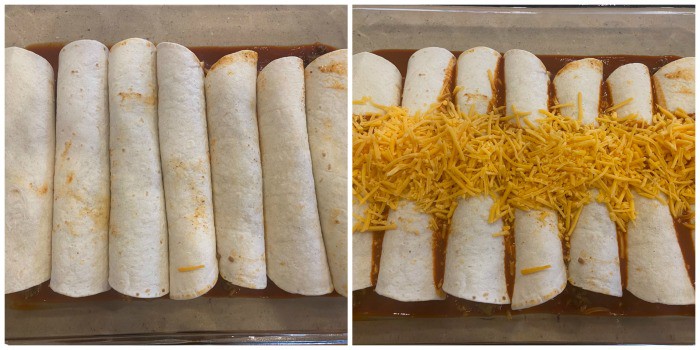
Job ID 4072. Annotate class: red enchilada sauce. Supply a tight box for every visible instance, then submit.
[7,42,338,309]
[354,49,694,319]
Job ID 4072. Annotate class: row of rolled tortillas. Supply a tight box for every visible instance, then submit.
[352,47,694,308]
[5,39,348,298]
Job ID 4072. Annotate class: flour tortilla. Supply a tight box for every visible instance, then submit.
[567,190,622,297]
[257,56,333,295]
[401,47,456,114]
[375,201,444,301]
[626,194,694,304]
[653,57,695,115]
[352,53,402,291]
[552,58,603,124]
[606,63,653,123]
[456,46,501,115]
[305,49,348,296]
[157,42,218,300]
[445,47,508,305]
[5,47,55,294]
[504,49,550,122]
[352,52,403,115]
[108,38,169,298]
[374,47,454,302]
[352,202,374,291]
[205,50,266,290]
[51,40,110,297]
[511,208,567,310]
[505,49,565,309]
[555,59,622,297]
[614,62,694,304]
[443,196,509,304]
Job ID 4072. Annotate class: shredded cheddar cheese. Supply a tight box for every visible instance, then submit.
[521,264,552,275]
[178,265,205,272]
[604,97,633,113]
[551,102,575,110]
[577,91,583,122]
[352,91,695,241]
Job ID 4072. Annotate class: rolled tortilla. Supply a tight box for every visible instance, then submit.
[305,49,348,296]
[157,42,218,300]
[554,60,622,297]
[108,38,169,298]
[376,201,442,301]
[504,49,549,123]
[51,40,110,297]
[610,65,694,304]
[627,194,694,304]
[5,47,55,294]
[606,63,653,123]
[443,196,509,304]
[352,202,374,291]
[552,58,603,124]
[511,208,568,310]
[611,65,695,304]
[444,47,508,304]
[401,47,456,114]
[653,57,695,115]
[506,49,566,310]
[567,190,622,296]
[375,47,454,302]
[455,46,501,115]
[352,52,403,115]
[257,56,333,295]
[205,50,266,290]
[352,52,402,291]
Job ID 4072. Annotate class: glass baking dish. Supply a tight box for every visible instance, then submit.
[352,5,694,345]
[5,5,347,345]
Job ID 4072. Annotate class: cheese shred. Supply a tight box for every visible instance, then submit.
[521,265,552,275]
[178,265,205,272]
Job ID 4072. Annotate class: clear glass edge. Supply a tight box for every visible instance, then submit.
[353,5,695,16]
[6,332,348,345]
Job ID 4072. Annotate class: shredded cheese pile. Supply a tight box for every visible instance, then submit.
[595,107,695,227]
[352,94,695,239]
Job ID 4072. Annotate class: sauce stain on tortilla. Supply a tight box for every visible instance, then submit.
[328,79,346,90]
[319,60,347,75]
[193,197,207,220]
[29,182,49,195]
[117,91,156,105]
[79,197,109,233]
[679,86,693,94]
[61,140,72,159]
[665,68,693,81]
[440,57,457,98]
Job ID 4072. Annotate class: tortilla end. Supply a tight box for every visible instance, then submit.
[210,50,258,72]
[511,281,567,310]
